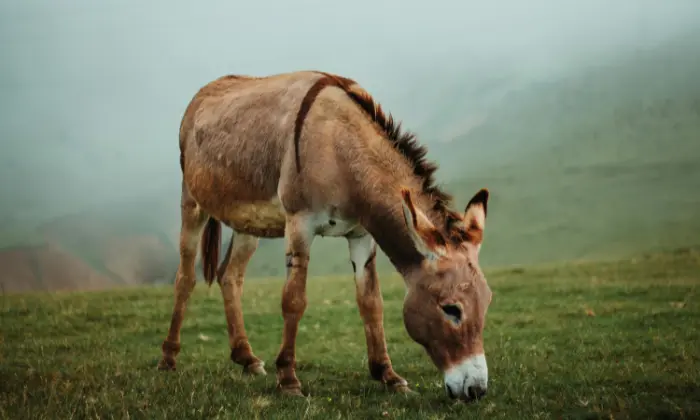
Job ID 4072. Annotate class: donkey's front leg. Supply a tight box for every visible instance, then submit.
[348,234,410,393]
[275,214,313,396]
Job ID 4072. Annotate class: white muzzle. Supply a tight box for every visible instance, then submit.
[443,354,488,402]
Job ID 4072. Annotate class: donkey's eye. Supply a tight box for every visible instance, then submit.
[440,304,463,325]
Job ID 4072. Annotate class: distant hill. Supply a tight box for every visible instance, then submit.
[429,30,700,177]
[2,32,699,292]
[0,243,114,293]
[441,31,700,267]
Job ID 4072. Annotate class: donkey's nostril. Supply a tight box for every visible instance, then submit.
[445,385,458,399]
[466,385,487,401]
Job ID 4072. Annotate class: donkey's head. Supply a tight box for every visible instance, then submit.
[400,188,492,403]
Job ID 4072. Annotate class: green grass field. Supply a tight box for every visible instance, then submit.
[1,247,699,419]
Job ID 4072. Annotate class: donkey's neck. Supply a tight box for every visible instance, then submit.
[338,104,449,278]
[358,191,432,277]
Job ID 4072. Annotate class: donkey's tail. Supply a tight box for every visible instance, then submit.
[200,217,221,286]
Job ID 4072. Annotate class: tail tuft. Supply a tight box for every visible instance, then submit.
[200,217,221,286]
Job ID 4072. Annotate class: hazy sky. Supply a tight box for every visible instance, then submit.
[1,0,699,222]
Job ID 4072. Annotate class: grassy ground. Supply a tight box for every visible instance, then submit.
[1,247,699,419]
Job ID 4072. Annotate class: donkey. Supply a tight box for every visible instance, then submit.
[157,70,493,402]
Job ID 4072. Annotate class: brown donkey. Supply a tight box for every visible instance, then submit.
[158,70,493,402]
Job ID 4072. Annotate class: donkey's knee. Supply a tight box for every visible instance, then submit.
[281,252,310,316]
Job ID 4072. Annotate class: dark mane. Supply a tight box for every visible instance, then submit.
[294,71,454,214]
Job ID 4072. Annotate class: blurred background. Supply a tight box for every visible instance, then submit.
[1,0,699,292]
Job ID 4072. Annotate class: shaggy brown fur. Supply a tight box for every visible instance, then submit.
[295,71,453,210]
[158,70,494,402]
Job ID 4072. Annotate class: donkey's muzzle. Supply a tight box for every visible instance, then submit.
[443,354,489,403]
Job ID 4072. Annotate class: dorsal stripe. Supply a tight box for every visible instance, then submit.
[293,71,453,210]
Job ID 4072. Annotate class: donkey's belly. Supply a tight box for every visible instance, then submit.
[221,202,363,239]
[222,198,287,238]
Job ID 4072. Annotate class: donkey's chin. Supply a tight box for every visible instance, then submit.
[443,354,488,403]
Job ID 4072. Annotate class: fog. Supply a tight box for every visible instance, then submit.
[1,0,699,226]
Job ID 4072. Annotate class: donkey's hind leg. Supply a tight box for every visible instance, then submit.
[158,191,208,370]
[347,233,410,393]
[217,232,266,375]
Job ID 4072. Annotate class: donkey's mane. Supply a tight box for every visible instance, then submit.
[294,71,453,213]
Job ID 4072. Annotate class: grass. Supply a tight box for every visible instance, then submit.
[1,247,699,419]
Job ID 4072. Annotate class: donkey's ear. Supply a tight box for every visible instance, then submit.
[463,188,489,248]
[400,188,446,261]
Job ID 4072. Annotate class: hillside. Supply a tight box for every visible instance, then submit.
[430,30,700,175]
[0,243,114,293]
[436,32,700,267]
[1,33,699,291]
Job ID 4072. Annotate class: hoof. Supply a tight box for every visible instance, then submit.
[157,358,176,371]
[392,384,417,395]
[386,377,411,394]
[277,384,305,397]
[280,387,304,397]
[243,362,267,376]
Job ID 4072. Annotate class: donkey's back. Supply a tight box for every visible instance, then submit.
[178,71,326,237]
